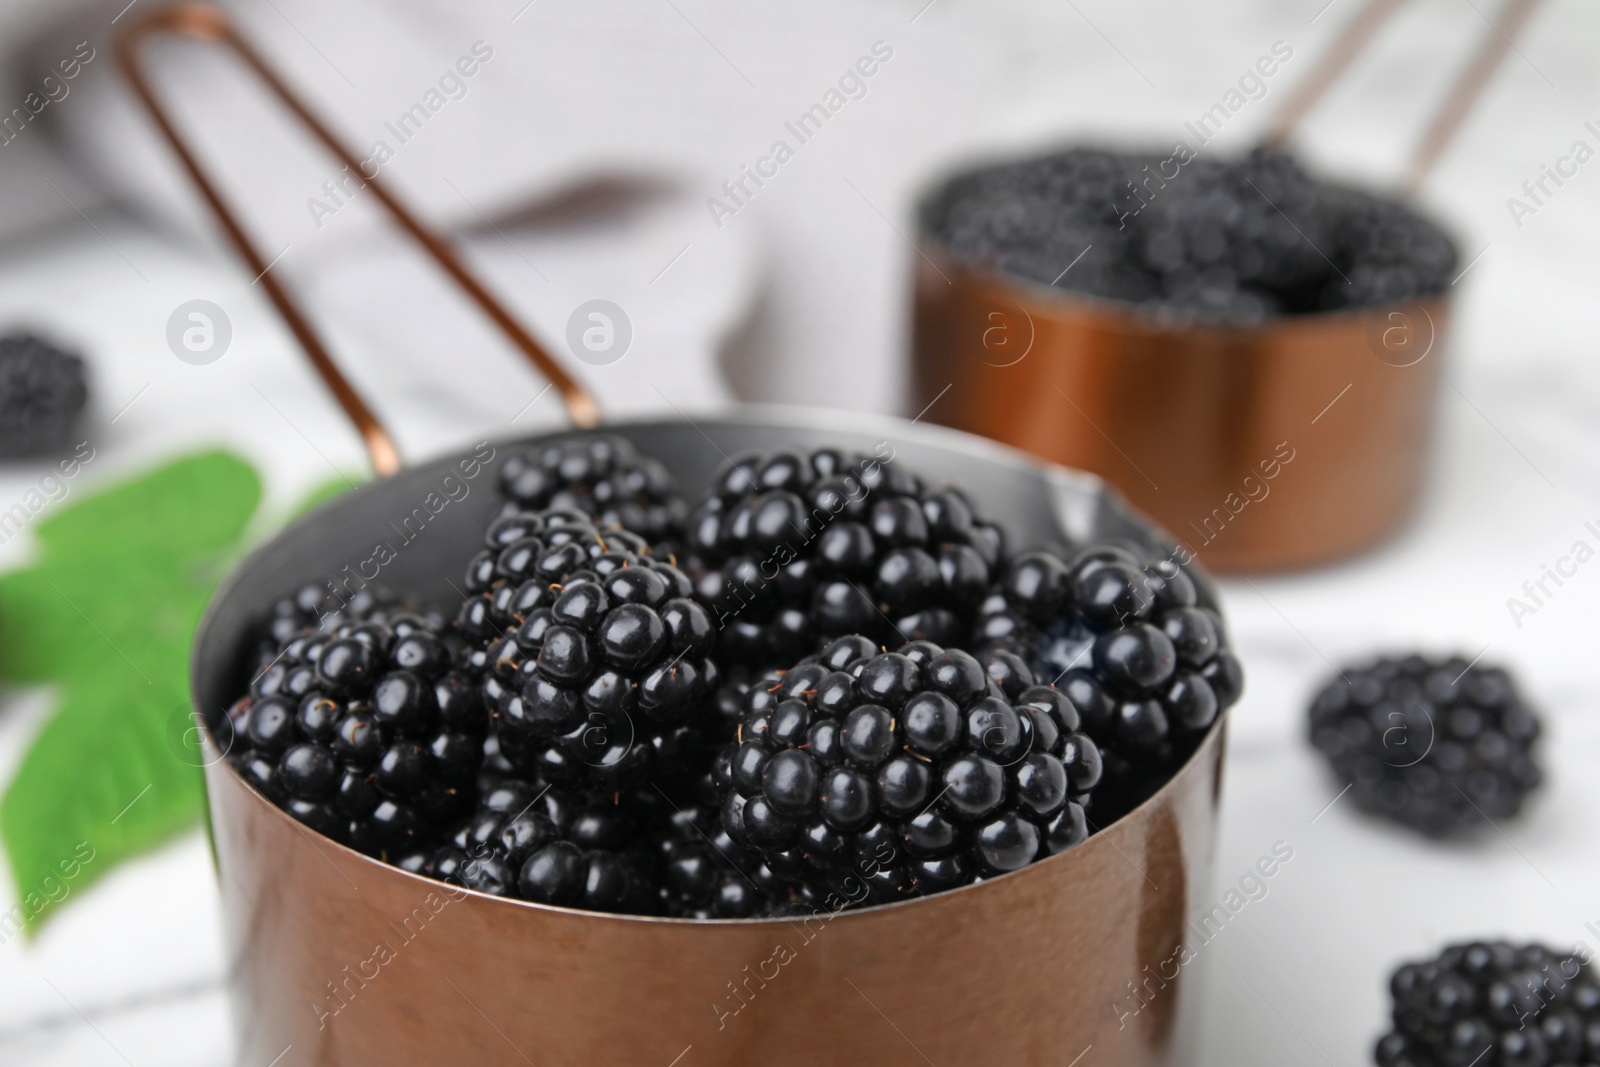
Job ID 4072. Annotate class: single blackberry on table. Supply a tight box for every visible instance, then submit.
[225,610,487,860]
[683,448,1006,668]
[497,433,688,548]
[0,333,88,458]
[714,635,1103,905]
[454,506,719,794]
[974,543,1241,820]
[1377,941,1600,1067]
[1308,654,1541,837]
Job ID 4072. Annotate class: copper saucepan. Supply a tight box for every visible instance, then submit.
[122,7,1230,1064]
[908,0,1545,572]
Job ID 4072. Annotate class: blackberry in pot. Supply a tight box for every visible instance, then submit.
[681,446,1005,668]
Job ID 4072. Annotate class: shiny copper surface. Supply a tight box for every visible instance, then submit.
[115,4,600,479]
[203,718,1225,1067]
[911,0,1548,572]
[909,253,1448,572]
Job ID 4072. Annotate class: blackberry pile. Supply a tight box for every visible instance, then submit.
[974,544,1241,820]
[1378,941,1600,1067]
[682,448,1006,668]
[497,433,687,548]
[1308,654,1542,838]
[0,332,88,457]
[225,610,484,861]
[221,434,1248,918]
[716,636,1103,904]
[929,148,1457,325]
[454,507,719,794]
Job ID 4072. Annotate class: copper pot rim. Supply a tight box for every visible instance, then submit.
[188,406,1232,929]
[911,148,1461,337]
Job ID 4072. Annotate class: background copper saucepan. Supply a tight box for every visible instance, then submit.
[908,0,1543,572]
[119,7,1234,1065]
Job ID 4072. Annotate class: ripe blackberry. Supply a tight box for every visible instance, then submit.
[454,506,718,794]
[419,778,658,913]
[974,543,1240,820]
[251,582,443,671]
[929,147,1455,324]
[1309,654,1541,837]
[683,448,1006,668]
[497,433,688,548]
[0,332,88,457]
[648,802,784,918]
[225,610,486,860]
[714,635,1103,904]
[1377,941,1600,1067]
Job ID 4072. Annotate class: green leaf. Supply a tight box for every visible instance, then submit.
[0,449,261,931]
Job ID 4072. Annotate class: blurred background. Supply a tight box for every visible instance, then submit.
[0,0,1596,1063]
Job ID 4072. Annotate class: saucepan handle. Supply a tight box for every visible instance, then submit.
[115,3,601,477]
[1261,0,1546,195]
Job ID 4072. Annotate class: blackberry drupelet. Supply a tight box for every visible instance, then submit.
[225,610,486,860]
[974,543,1241,820]
[454,506,719,794]
[497,433,688,547]
[417,778,658,914]
[1377,941,1600,1067]
[714,635,1103,904]
[1309,654,1541,837]
[0,333,88,458]
[929,147,1456,325]
[683,447,1006,668]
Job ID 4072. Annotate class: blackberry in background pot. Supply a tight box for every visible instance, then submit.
[0,333,89,458]
[1377,941,1597,1067]
[456,506,718,794]
[975,543,1241,820]
[1309,654,1541,837]
[715,636,1103,905]
[226,611,484,860]
[683,447,1006,668]
[928,147,1456,326]
[497,433,688,548]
